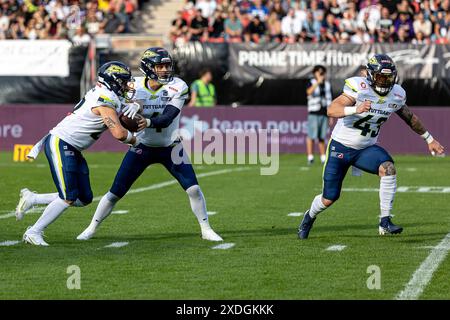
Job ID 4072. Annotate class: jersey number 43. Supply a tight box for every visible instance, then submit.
[353,115,388,138]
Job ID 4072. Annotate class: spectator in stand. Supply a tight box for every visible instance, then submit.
[270,0,285,20]
[351,26,371,43]
[321,13,339,42]
[267,10,282,42]
[171,10,189,42]
[413,11,432,40]
[196,0,216,19]
[249,0,269,21]
[72,26,91,45]
[394,11,414,40]
[208,9,225,41]
[224,10,243,42]
[100,7,125,34]
[281,8,302,43]
[189,8,208,41]
[188,68,217,108]
[340,8,357,36]
[393,25,410,43]
[243,14,267,43]
[300,10,320,42]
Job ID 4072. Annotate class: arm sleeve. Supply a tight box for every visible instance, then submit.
[149,105,181,129]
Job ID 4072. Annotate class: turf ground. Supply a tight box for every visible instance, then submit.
[0,151,449,299]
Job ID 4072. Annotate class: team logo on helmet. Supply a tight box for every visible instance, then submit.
[142,50,159,59]
[105,65,129,75]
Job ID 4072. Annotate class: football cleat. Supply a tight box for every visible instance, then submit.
[16,188,36,221]
[298,210,316,239]
[76,227,96,241]
[23,227,49,246]
[201,228,223,242]
[379,216,403,235]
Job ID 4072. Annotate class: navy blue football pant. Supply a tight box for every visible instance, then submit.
[322,139,394,201]
[44,134,93,204]
[110,143,199,198]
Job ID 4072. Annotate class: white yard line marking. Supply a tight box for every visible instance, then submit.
[112,210,129,215]
[93,167,248,201]
[395,232,450,300]
[104,242,129,248]
[0,207,45,219]
[342,186,450,194]
[288,212,304,217]
[207,211,217,216]
[212,243,235,250]
[326,245,347,251]
[0,240,20,246]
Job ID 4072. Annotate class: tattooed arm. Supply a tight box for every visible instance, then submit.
[396,105,444,155]
[95,106,137,145]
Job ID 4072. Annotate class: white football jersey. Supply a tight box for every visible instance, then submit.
[134,76,189,147]
[331,76,406,150]
[50,84,123,151]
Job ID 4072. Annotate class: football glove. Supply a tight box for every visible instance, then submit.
[122,102,141,119]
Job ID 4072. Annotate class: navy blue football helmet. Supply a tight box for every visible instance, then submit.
[97,61,134,98]
[140,47,174,85]
[366,54,397,96]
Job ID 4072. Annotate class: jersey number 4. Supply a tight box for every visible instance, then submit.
[353,115,388,138]
[151,112,162,133]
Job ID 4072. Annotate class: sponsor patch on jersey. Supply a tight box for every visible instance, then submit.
[388,103,399,109]
[64,151,75,156]
[162,90,168,96]
[360,82,367,89]
[377,97,386,104]
[331,151,344,159]
[161,97,172,102]
[169,86,178,92]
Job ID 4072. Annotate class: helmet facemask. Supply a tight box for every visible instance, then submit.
[148,61,174,85]
[367,69,397,96]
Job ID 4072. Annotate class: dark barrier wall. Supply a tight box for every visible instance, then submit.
[171,42,450,106]
[1,105,448,155]
[0,46,87,104]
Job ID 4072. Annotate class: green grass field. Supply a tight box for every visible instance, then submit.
[0,151,449,299]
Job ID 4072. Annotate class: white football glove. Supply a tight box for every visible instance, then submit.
[122,102,141,120]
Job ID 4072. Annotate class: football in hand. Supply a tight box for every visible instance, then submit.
[119,113,140,132]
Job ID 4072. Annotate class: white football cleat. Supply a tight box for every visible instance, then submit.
[201,228,223,242]
[23,227,49,246]
[76,227,96,241]
[16,188,36,221]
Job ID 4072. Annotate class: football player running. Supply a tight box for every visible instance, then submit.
[298,54,444,239]
[77,47,223,242]
[16,61,142,246]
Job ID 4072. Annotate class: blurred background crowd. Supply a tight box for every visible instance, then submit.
[0,0,142,45]
[170,0,450,45]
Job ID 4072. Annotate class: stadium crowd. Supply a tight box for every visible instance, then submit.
[171,0,450,44]
[0,0,140,44]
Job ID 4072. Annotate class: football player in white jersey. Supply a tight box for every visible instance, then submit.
[298,54,444,239]
[16,61,142,246]
[77,47,223,242]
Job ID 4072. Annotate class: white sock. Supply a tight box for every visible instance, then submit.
[33,192,59,205]
[380,175,396,218]
[308,194,328,218]
[88,192,119,230]
[307,154,314,161]
[32,198,70,233]
[320,154,326,163]
[186,185,210,231]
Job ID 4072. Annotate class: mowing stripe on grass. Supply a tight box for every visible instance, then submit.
[326,245,347,251]
[212,243,235,250]
[395,232,450,300]
[287,212,304,217]
[93,167,248,201]
[0,240,20,246]
[104,242,129,248]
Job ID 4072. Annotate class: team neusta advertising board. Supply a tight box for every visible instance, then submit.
[0,105,448,154]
